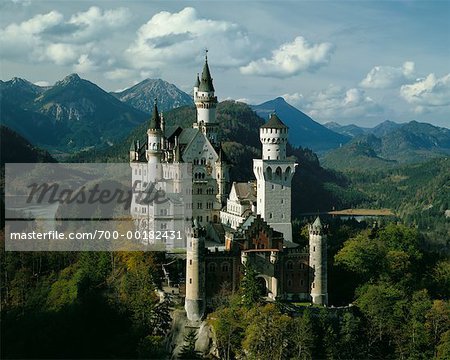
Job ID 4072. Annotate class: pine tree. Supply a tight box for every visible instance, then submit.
[178,329,201,359]
[240,264,263,308]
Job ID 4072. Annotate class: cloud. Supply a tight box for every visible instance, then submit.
[0,7,131,72]
[360,61,415,89]
[400,73,450,112]
[282,92,304,105]
[45,43,79,65]
[105,68,138,80]
[126,7,253,70]
[0,10,63,58]
[293,85,383,121]
[67,6,131,42]
[240,36,334,78]
[34,81,50,87]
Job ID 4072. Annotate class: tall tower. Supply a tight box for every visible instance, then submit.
[146,99,163,182]
[309,217,328,305]
[185,220,206,321]
[194,51,218,144]
[253,114,297,242]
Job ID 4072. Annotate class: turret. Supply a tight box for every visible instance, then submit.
[260,114,288,160]
[308,217,328,305]
[253,113,297,242]
[215,146,229,205]
[185,220,206,321]
[194,51,218,143]
[193,73,200,102]
[146,99,163,182]
[129,140,137,161]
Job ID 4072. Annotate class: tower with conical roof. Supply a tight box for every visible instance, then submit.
[185,220,206,321]
[253,114,297,242]
[193,50,218,144]
[309,216,328,305]
[146,99,163,182]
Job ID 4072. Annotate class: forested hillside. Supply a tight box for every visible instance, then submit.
[346,157,450,246]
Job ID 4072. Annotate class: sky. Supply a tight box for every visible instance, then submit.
[1,0,449,127]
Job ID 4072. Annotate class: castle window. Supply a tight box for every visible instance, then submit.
[269,213,273,219]
[221,262,229,272]
[281,199,284,204]
[189,278,192,284]
[287,279,292,287]
[272,185,274,189]
[189,260,192,265]
[209,263,216,272]
[197,188,203,194]
[312,283,315,288]
[313,246,316,252]
[286,261,293,270]
[300,280,304,286]
[197,203,202,209]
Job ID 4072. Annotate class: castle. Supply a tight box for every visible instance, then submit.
[129,54,328,322]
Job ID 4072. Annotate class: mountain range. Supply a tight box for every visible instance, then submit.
[322,121,450,171]
[2,73,449,167]
[251,97,350,152]
[111,78,193,113]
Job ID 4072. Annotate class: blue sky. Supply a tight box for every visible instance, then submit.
[1,0,449,127]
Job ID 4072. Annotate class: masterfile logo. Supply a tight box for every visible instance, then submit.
[5,163,192,251]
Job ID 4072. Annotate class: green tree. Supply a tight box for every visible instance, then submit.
[210,300,245,360]
[242,304,291,360]
[291,308,315,360]
[178,330,201,359]
[240,264,263,308]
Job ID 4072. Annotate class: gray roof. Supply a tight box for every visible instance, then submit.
[261,113,288,129]
[198,59,215,92]
[233,182,256,203]
[194,73,200,87]
[149,101,161,130]
[312,216,322,228]
[178,128,199,146]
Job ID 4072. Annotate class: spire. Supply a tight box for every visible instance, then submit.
[198,49,215,92]
[313,216,322,229]
[149,98,161,130]
[194,73,200,87]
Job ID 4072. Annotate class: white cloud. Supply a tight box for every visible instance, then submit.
[105,68,138,80]
[360,61,415,89]
[400,73,450,112]
[67,6,131,42]
[126,7,253,70]
[240,36,334,78]
[298,85,383,121]
[0,7,131,73]
[0,10,63,58]
[282,92,304,106]
[45,43,78,65]
[34,81,50,87]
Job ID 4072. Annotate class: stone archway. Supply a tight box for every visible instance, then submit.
[256,275,269,297]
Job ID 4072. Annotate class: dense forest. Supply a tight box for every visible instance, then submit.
[1,221,449,359]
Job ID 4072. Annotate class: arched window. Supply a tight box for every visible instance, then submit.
[221,262,229,272]
[275,166,282,180]
[286,261,293,270]
[266,166,272,180]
